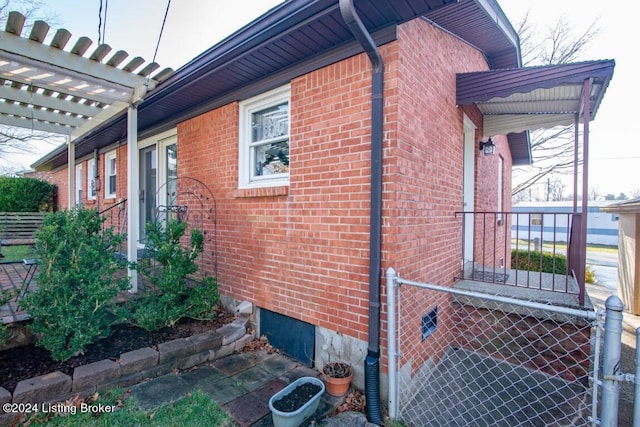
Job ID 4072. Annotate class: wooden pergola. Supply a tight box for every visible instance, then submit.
[0,11,174,290]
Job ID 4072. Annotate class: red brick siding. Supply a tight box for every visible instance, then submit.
[381,19,501,373]
[474,135,513,268]
[177,47,395,342]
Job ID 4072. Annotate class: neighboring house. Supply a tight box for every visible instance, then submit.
[513,201,620,247]
[24,0,614,412]
[601,199,640,314]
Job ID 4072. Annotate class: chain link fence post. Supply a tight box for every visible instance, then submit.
[386,267,398,420]
[602,295,624,426]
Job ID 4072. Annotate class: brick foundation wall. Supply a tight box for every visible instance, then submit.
[451,300,591,384]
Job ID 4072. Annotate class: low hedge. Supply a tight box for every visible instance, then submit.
[511,249,567,275]
[0,177,55,212]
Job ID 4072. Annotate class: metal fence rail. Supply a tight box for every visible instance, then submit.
[386,267,640,427]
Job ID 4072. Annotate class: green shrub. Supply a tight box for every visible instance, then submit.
[20,209,129,361]
[0,177,56,212]
[128,220,219,331]
[511,249,567,275]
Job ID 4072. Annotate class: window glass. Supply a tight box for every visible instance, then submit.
[239,85,290,188]
[105,151,117,198]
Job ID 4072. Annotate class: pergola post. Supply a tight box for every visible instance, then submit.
[127,105,139,292]
[67,136,75,209]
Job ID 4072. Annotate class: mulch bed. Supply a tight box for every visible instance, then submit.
[0,309,236,393]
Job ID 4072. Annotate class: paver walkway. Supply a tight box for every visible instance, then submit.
[129,350,345,426]
[0,261,33,323]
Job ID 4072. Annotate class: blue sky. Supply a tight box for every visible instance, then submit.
[3,0,636,196]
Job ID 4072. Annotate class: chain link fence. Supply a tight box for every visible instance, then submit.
[386,268,604,427]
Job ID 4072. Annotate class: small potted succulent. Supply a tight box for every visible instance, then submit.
[321,360,353,397]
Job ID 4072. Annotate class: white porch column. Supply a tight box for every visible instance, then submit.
[127,105,139,292]
[67,136,75,209]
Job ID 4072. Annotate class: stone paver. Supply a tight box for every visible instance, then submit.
[129,374,192,412]
[232,366,276,392]
[211,352,256,376]
[223,378,287,427]
[200,377,247,405]
[127,350,346,426]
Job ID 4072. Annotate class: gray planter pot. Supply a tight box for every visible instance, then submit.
[269,376,325,427]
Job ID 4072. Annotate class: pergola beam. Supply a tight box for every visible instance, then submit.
[0,85,102,117]
[0,32,154,92]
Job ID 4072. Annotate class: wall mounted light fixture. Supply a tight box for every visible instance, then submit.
[479,137,495,155]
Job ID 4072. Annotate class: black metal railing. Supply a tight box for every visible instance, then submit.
[456,211,585,302]
[98,198,127,235]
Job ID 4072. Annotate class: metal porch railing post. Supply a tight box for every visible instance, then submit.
[602,295,624,426]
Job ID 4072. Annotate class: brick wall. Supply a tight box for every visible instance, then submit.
[32,17,516,374]
[178,17,514,373]
[178,47,391,343]
[452,301,591,383]
[381,19,507,373]
[475,135,513,269]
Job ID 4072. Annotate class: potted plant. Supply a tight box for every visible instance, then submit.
[269,376,325,427]
[321,360,353,397]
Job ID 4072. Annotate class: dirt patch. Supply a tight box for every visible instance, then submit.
[0,309,236,393]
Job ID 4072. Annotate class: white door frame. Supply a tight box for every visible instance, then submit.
[463,114,476,265]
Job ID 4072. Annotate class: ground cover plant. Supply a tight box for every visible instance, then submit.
[12,388,236,427]
[0,244,35,262]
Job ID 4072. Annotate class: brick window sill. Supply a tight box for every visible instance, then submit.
[234,186,289,198]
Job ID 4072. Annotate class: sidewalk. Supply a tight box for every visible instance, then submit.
[129,350,346,427]
[586,281,640,334]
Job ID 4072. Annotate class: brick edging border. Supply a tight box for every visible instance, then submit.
[0,317,255,423]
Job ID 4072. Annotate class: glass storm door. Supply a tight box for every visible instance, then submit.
[139,145,157,241]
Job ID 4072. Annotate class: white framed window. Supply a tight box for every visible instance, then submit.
[105,150,117,199]
[238,85,290,188]
[87,159,96,200]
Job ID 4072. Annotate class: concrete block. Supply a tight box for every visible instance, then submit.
[217,322,246,345]
[73,359,121,392]
[177,351,210,370]
[119,347,159,376]
[188,331,223,353]
[158,338,194,365]
[214,342,235,360]
[13,371,72,403]
[234,332,256,352]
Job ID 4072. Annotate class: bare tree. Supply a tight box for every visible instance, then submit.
[629,188,640,199]
[512,13,600,198]
[0,1,62,165]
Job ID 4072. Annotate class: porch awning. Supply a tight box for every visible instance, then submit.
[0,11,173,142]
[456,60,615,137]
